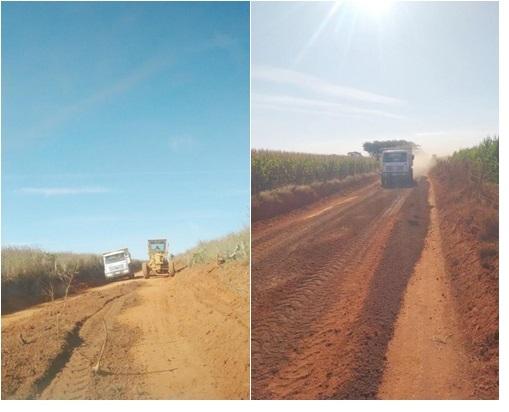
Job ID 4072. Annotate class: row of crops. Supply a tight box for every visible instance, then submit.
[252,149,379,193]
[449,136,499,184]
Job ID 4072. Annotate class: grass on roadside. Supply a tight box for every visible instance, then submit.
[1,247,143,313]
[176,228,249,267]
[1,247,106,312]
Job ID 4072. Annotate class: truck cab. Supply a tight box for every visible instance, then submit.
[102,248,134,280]
[380,149,414,187]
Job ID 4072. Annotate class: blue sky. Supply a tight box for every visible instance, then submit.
[2,1,249,258]
[252,0,498,156]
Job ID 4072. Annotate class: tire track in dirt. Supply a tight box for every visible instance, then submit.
[377,180,474,399]
[264,190,412,399]
[330,179,430,399]
[252,182,384,299]
[4,261,248,400]
[252,180,424,399]
[1,281,142,399]
[252,181,379,268]
[40,287,140,399]
[116,263,249,399]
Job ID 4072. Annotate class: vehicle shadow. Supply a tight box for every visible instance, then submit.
[330,178,431,399]
[382,179,418,189]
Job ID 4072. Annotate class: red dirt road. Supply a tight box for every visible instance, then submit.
[251,178,475,399]
[378,182,473,399]
[2,262,249,400]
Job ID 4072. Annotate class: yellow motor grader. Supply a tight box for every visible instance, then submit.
[142,239,174,278]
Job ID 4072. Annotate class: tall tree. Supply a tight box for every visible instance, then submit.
[362,140,420,159]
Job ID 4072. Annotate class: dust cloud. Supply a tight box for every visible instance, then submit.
[413,151,437,177]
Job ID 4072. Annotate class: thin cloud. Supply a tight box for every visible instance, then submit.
[168,136,199,153]
[252,65,404,105]
[19,55,174,144]
[4,168,247,180]
[14,37,241,148]
[19,187,110,196]
[208,32,238,49]
[414,131,446,136]
[252,93,406,120]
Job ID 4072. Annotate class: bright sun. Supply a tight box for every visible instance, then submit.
[350,0,395,17]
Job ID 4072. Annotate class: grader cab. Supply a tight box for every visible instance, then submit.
[142,239,174,278]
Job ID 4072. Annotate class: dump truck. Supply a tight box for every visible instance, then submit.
[142,239,174,278]
[102,248,134,280]
[380,148,414,187]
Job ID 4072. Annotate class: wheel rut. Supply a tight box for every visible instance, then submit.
[252,180,424,399]
[38,291,136,399]
[377,180,475,399]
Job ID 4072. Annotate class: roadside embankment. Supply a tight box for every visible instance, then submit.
[430,163,498,399]
[252,173,378,222]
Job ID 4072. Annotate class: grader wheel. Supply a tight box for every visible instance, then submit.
[142,262,150,279]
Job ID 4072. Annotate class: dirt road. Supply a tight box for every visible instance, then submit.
[2,262,249,400]
[251,177,475,399]
[378,183,473,399]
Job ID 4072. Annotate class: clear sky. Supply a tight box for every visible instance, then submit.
[2,2,249,258]
[252,0,498,156]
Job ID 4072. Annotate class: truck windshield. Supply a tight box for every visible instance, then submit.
[383,152,407,162]
[150,242,166,252]
[104,253,126,264]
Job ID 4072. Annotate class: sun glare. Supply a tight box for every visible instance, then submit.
[350,0,395,17]
[295,0,395,64]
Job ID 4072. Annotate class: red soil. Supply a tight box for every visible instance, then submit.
[429,170,499,399]
[252,178,429,399]
[252,173,377,222]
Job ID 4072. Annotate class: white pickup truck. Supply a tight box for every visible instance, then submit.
[102,248,134,280]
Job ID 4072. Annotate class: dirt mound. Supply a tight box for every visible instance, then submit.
[430,169,498,399]
[252,173,377,222]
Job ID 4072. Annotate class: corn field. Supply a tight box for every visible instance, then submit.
[450,136,499,184]
[252,149,378,193]
[432,136,499,204]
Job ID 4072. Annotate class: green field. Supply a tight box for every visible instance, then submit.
[432,136,498,203]
[252,149,378,193]
[448,136,499,184]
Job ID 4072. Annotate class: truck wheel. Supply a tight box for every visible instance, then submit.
[142,262,150,279]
